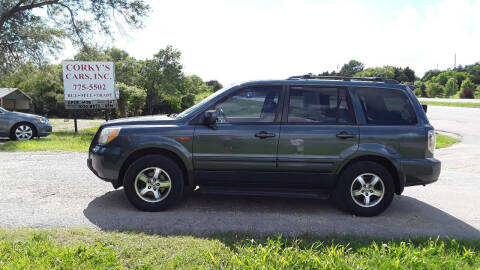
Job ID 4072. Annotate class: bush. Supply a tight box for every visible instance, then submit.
[426,82,444,97]
[413,88,423,97]
[460,88,475,99]
[460,77,476,99]
[443,78,458,97]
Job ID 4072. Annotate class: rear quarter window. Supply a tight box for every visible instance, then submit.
[356,87,417,125]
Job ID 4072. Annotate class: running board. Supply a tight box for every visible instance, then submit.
[197,186,330,200]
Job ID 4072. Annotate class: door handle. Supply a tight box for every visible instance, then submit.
[255,131,276,139]
[336,131,356,139]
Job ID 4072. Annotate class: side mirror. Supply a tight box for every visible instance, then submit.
[422,104,428,113]
[203,110,218,126]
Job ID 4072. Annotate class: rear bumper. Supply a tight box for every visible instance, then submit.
[401,158,441,186]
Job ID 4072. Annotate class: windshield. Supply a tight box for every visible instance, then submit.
[0,106,7,113]
[175,85,234,119]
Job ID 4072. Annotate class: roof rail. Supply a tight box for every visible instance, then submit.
[287,74,399,84]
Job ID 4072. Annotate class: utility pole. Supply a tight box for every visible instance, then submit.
[454,53,456,70]
[454,53,458,96]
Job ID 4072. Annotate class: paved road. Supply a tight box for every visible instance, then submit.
[0,106,479,239]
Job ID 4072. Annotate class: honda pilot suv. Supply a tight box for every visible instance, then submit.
[88,76,440,216]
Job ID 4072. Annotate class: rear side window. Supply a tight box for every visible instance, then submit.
[288,87,354,124]
[356,87,417,125]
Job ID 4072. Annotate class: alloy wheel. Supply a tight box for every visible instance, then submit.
[15,125,33,140]
[134,167,172,203]
[350,173,385,208]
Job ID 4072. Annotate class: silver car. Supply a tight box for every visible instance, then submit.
[0,106,52,140]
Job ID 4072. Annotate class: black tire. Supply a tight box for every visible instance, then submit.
[9,122,36,140]
[124,155,184,211]
[334,161,394,217]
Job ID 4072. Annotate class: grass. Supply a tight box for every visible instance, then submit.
[0,127,98,152]
[436,133,460,149]
[0,228,479,269]
[421,101,480,108]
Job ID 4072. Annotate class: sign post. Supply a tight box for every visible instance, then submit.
[62,61,116,132]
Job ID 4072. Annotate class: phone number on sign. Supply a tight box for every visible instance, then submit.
[72,84,107,91]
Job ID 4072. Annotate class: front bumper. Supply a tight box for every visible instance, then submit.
[37,124,52,137]
[87,146,122,188]
[402,158,441,186]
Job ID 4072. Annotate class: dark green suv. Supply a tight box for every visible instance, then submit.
[88,76,440,216]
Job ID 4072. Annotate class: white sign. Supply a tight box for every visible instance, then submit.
[62,61,116,103]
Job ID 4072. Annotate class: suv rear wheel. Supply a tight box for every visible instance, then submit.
[124,155,184,211]
[334,161,394,217]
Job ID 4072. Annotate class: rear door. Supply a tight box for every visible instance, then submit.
[277,85,359,187]
[353,87,424,158]
[193,85,283,185]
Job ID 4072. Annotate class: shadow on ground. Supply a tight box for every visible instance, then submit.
[83,189,480,239]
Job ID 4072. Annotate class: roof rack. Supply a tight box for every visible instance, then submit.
[287,74,399,84]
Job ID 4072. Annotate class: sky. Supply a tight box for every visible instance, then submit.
[58,0,480,85]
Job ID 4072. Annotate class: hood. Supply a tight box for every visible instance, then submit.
[102,114,179,127]
[8,111,42,119]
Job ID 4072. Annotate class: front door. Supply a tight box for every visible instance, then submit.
[193,85,283,185]
[0,110,9,137]
[277,86,359,187]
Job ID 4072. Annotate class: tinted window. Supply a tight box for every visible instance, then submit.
[357,87,417,125]
[288,87,353,124]
[214,86,281,123]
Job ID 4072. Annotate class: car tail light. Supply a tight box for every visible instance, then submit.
[428,130,436,154]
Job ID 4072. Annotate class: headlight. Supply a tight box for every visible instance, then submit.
[35,117,48,124]
[98,127,121,145]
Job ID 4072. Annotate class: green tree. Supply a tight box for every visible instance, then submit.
[422,69,441,82]
[476,85,480,99]
[106,48,144,87]
[414,81,427,97]
[141,46,184,114]
[339,60,364,76]
[425,82,444,98]
[12,64,66,116]
[0,0,149,74]
[460,77,475,92]
[413,88,422,97]
[206,80,223,92]
[459,77,476,99]
[432,71,470,87]
[443,78,458,97]
[117,83,146,117]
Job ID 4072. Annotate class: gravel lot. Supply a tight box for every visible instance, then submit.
[0,106,479,239]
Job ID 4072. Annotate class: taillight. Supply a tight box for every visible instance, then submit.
[428,130,436,154]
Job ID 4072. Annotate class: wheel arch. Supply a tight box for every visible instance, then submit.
[10,121,38,138]
[118,147,191,189]
[337,155,405,195]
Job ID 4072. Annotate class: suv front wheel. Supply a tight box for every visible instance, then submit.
[124,155,184,211]
[334,161,394,217]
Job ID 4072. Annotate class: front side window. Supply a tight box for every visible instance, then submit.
[214,86,281,123]
[287,87,353,124]
[356,87,417,125]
